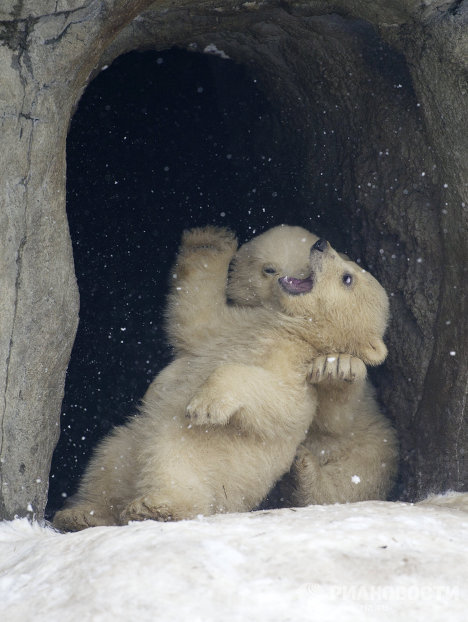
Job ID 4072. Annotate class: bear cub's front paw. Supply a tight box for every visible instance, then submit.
[186,388,242,426]
[181,226,237,255]
[293,445,320,473]
[307,353,367,384]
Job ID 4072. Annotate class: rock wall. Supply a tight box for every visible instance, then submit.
[0,0,466,519]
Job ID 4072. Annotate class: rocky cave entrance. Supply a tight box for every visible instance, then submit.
[48,17,442,514]
[2,1,465,521]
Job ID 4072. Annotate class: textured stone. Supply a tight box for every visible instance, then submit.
[0,0,466,519]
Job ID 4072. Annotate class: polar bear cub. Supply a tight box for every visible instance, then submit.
[169,225,398,505]
[225,225,398,505]
[54,227,389,530]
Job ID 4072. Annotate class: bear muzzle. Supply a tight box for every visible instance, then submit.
[311,238,328,253]
[278,239,328,295]
[278,275,314,295]
[309,238,330,276]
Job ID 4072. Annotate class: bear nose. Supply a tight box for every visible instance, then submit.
[312,238,328,253]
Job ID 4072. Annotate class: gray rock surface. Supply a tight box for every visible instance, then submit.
[0,0,466,519]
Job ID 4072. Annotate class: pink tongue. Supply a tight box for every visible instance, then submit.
[279,275,314,295]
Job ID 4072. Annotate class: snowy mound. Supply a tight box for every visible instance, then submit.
[1,497,467,621]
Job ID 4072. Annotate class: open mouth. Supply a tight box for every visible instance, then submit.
[278,275,314,295]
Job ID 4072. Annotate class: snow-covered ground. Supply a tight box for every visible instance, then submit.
[1,495,467,622]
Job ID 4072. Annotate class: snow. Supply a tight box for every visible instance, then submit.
[203,44,230,60]
[1,495,467,621]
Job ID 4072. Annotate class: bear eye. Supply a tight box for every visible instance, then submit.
[263,265,277,276]
[342,273,353,287]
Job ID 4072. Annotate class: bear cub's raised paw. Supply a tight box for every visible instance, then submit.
[181,226,237,256]
[308,353,367,384]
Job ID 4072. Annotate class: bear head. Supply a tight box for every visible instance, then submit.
[228,227,388,366]
[227,225,318,308]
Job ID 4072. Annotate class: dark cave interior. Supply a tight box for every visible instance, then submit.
[47,32,426,514]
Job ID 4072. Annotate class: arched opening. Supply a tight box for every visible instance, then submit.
[1,1,465,524]
[46,9,462,517]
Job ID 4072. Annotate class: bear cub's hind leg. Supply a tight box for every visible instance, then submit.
[53,506,112,532]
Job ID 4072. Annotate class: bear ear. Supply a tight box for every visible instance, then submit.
[359,337,388,366]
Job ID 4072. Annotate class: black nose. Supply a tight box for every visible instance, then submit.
[312,238,328,253]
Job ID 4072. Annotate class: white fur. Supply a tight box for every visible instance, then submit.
[54,226,395,531]
[225,225,398,506]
